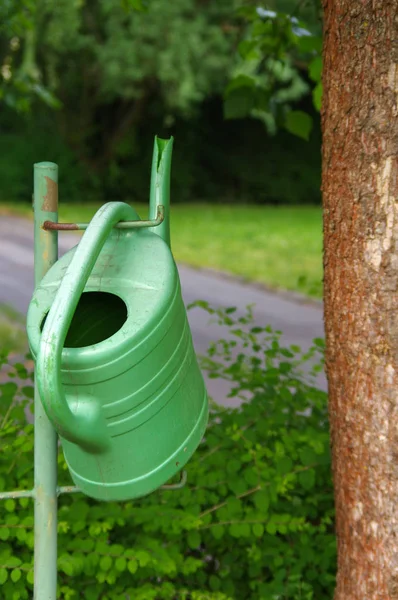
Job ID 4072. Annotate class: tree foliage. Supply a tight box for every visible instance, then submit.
[0,2,323,204]
[0,1,47,111]
[1,0,238,165]
[224,1,323,139]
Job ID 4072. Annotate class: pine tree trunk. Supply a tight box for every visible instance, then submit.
[322,1,398,598]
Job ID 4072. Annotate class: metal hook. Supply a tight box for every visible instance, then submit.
[160,469,187,490]
[43,205,164,231]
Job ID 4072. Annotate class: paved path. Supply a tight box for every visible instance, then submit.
[0,216,326,404]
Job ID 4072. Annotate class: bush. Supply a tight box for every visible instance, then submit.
[0,306,335,599]
[0,109,85,204]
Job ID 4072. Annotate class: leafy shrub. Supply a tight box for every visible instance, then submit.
[0,109,85,204]
[0,306,335,599]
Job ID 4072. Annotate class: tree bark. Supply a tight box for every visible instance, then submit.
[322,1,398,598]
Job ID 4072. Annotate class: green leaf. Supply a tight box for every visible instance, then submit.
[209,575,221,590]
[254,491,269,513]
[11,569,21,583]
[226,496,241,517]
[266,521,277,535]
[127,560,137,574]
[0,568,8,584]
[227,459,241,474]
[280,387,293,402]
[238,40,259,60]
[284,111,313,141]
[228,477,247,496]
[250,327,263,334]
[135,551,150,567]
[299,447,317,467]
[59,557,73,576]
[277,456,293,476]
[225,74,256,95]
[299,468,316,490]
[290,344,301,353]
[187,531,201,549]
[297,34,322,53]
[121,0,148,10]
[240,522,251,537]
[236,5,258,19]
[224,88,254,120]
[99,556,112,572]
[115,557,126,572]
[26,570,34,586]
[211,525,224,540]
[15,527,26,542]
[96,572,106,584]
[5,557,21,569]
[22,386,34,399]
[313,82,323,111]
[280,348,294,358]
[244,467,259,487]
[253,523,264,538]
[1,382,18,398]
[5,499,15,512]
[14,363,28,378]
[309,56,322,83]
[229,523,242,538]
[0,528,10,540]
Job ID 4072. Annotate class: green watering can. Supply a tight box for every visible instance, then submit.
[26,137,208,502]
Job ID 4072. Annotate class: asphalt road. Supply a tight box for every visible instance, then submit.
[0,216,327,404]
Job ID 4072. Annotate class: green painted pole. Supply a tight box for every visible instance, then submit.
[33,162,59,600]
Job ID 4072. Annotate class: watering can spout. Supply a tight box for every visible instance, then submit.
[149,136,173,248]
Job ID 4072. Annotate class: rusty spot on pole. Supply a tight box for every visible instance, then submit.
[42,177,58,212]
[43,221,79,231]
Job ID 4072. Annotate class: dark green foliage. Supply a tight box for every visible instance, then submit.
[0,306,335,599]
[0,0,322,206]
[224,0,323,137]
[0,0,35,37]
[34,0,237,170]
[0,108,85,203]
[0,98,321,205]
[179,99,321,205]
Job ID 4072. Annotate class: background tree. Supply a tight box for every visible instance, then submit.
[322,1,398,598]
[0,0,322,206]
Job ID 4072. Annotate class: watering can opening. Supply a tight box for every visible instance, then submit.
[40,291,128,349]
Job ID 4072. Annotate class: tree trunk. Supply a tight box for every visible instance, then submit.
[322,1,398,598]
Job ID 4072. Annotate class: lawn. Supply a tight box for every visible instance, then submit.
[0,202,323,298]
[0,303,27,354]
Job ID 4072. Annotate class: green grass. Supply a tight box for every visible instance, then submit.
[0,202,323,298]
[0,303,27,354]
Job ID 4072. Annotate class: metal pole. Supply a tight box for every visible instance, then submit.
[33,162,59,600]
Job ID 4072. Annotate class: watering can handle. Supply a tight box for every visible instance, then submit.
[37,202,138,453]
